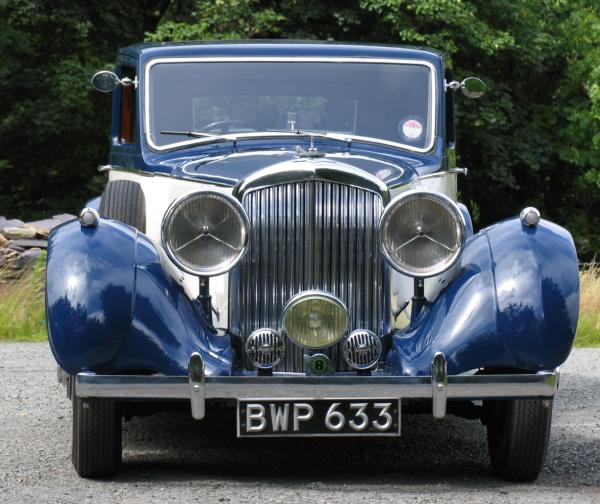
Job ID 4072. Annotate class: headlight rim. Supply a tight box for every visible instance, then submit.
[161,189,250,277]
[379,189,466,278]
[282,290,349,350]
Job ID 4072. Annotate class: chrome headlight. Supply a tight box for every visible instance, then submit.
[162,191,249,276]
[282,291,348,349]
[379,190,465,277]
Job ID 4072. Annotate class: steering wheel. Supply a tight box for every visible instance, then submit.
[198,119,259,134]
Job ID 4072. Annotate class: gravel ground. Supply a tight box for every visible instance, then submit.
[0,343,599,503]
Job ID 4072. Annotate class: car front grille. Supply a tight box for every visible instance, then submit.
[233,179,384,372]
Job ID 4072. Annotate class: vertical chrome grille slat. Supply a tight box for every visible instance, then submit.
[236,180,383,372]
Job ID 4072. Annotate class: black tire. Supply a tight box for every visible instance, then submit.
[99,179,146,232]
[485,398,553,482]
[72,396,122,478]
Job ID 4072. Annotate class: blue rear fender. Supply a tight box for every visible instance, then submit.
[387,217,579,376]
[46,219,234,376]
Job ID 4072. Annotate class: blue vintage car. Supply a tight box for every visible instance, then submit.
[47,41,579,481]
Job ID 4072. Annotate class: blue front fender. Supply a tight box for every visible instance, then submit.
[46,219,234,376]
[387,217,579,375]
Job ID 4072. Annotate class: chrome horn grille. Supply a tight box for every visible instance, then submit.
[231,178,385,372]
[342,330,382,370]
[245,329,285,369]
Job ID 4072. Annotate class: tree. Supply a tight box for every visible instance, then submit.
[0,0,597,259]
[0,0,173,218]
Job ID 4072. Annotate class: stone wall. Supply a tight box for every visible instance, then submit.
[0,215,75,277]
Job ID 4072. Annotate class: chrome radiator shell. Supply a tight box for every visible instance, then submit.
[230,170,386,372]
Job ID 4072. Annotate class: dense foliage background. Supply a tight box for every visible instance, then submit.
[0,0,598,259]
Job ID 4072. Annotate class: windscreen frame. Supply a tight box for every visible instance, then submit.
[143,56,438,154]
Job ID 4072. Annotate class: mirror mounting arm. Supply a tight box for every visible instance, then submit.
[120,76,139,89]
[445,80,462,92]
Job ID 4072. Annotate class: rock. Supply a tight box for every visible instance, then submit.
[10,239,48,249]
[0,217,25,233]
[11,248,42,270]
[2,226,37,240]
[0,249,18,269]
[7,243,24,253]
[25,214,76,236]
[0,233,8,248]
[24,225,49,239]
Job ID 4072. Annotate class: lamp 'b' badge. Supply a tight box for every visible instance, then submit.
[305,353,333,375]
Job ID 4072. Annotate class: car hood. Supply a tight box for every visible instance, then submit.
[158,150,423,190]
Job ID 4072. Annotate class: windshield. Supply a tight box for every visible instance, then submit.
[146,59,435,152]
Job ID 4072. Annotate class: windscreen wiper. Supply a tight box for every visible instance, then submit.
[160,129,216,138]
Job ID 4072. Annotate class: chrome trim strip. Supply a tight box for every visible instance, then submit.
[143,57,438,154]
[232,161,391,204]
[75,370,559,401]
[98,164,157,177]
[102,164,235,186]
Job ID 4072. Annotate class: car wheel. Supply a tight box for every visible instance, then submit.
[72,395,122,478]
[485,398,552,482]
[99,179,146,232]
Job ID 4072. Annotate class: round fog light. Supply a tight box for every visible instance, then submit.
[342,330,382,370]
[79,207,99,228]
[282,291,348,349]
[520,207,541,227]
[245,329,285,369]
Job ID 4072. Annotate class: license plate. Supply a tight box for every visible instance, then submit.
[237,399,400,437]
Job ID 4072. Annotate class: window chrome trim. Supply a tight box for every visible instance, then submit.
[143,56,438,154]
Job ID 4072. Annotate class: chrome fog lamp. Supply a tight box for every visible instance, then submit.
[79,207,99,228]
[520,207,541,227]
[282,291,348,349]
[245,329,286,369]
[162,191,249,276]
[342,330,382,370]
[379,190,465,278]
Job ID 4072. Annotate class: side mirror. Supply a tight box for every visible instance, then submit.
[446,77,486,99]
[91,71,120,93]
[460,77,486,99]
[91,71,138,93]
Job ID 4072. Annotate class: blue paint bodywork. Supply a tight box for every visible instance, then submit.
[47,219,234,376]
[47,215,578,377]
[387,218,579,376]
[46,42,580,379]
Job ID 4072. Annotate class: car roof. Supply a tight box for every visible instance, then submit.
[118,40,445,64]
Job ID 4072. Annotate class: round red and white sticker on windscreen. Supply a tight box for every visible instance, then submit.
[400,118,423,140]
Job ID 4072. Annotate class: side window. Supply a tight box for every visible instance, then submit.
[120,66,136,143]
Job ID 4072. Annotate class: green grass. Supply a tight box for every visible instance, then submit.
[574,264,600,347]
[0,253,47,341]
[0,254,598,346]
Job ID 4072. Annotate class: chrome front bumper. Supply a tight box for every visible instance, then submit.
[70,353,559,421]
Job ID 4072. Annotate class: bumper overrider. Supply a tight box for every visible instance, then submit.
[68,352,559,421]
